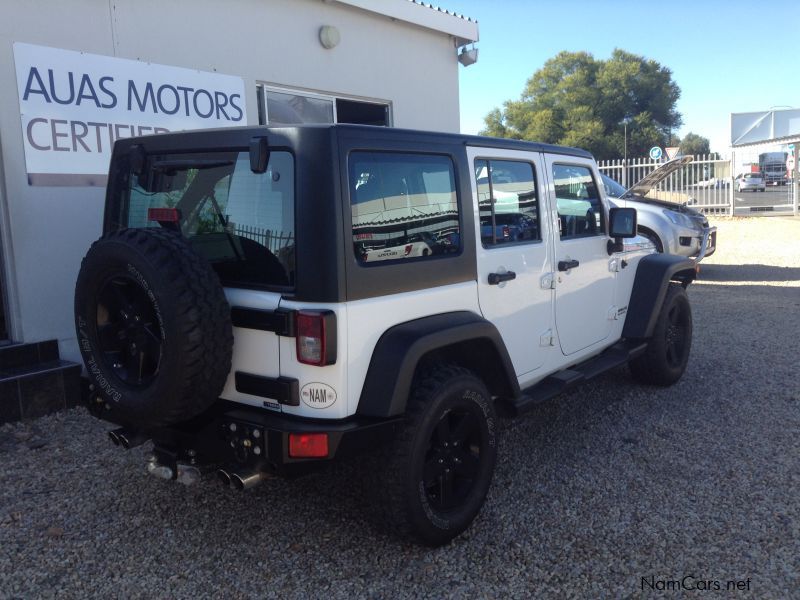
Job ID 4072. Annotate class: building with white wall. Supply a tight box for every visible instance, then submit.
[0,0,478,372]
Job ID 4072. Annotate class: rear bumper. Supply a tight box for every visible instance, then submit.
[115,401,401,478]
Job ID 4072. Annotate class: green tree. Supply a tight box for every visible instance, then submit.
[480,49,682,161]
[678,132,710,156]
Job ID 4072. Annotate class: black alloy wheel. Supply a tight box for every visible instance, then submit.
[95,275,163,386]
[629,283,693,386]
[664,301,690,370]
[423,408,483,511]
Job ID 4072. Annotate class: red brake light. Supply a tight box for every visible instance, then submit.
[147,207,181,223]
[295,310,337,366]
[289,433,329,458]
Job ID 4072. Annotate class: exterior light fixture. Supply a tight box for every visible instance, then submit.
[458,45,478,67]
[319,25,340,49]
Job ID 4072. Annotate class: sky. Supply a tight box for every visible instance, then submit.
[442,0,799,154]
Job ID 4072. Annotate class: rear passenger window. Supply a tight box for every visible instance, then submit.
[552,164,605,239]
[349,152,460,263]
[474,159,540,247]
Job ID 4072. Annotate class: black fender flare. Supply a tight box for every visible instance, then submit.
[622,253,696,339]
[356,311,518,418]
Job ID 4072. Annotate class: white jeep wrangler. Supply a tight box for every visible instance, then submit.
[75,125,695,546]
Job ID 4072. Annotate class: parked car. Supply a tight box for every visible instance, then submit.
[75,124,695,546]
[602,157,716,262]
[735,172,766,192]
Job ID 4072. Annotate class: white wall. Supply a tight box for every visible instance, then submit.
[0,0,464,361]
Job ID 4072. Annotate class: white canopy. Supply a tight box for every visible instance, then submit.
[731,109,800,147]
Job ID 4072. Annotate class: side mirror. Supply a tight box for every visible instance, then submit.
[607,207,637,254]
[249,136,270,174]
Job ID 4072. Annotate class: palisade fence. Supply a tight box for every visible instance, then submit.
[597,155,734,216]
[235,224,294,253]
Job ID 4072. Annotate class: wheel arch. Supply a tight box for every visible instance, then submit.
[622,253,696,340]
[637,224,665,253]
[356,311,518,418]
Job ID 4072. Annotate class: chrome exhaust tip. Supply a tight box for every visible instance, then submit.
[231,470,268,491]
[117,430,148,450]
[216,469,232,487]
[108,430,121,446]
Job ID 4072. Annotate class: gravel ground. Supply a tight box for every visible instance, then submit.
[1,217,799,599]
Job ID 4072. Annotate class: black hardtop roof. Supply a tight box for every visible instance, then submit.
[115,123,594,160]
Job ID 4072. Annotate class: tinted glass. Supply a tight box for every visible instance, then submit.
[125,151,295,288]
[475,159,540,247]
[350,152,459,263]
[552,164,605,239]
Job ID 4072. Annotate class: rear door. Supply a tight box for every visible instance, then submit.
[544,156,616,356]
[468,147,553,377]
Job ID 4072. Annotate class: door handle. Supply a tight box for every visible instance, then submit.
[557,259,580,272]
[488,271,517,285]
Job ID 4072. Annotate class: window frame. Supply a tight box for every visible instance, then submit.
[258,83,393,126]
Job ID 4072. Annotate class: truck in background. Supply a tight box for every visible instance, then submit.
[759,151,788,185]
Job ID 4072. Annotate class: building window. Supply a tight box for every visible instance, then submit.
[259,85,390,127]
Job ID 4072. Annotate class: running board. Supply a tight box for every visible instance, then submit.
[502,341,648,417]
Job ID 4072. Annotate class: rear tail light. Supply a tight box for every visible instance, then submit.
[288,433,329,458]
[295,310,337,366]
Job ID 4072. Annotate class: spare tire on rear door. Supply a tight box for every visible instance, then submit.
[75,228,233,428]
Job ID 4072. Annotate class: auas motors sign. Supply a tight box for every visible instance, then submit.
[13,42,248,185]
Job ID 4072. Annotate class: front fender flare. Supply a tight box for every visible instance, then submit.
[622,253,695,339]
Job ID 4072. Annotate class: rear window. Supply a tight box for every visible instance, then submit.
[122,150,295,289]
[349,152,460,263]
[744,173,761,179]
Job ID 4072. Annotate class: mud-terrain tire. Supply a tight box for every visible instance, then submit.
[376,365,497,546]
[74,228,232,427]
[629,283,692,386]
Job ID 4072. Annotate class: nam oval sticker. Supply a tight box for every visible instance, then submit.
[300,383,337,409]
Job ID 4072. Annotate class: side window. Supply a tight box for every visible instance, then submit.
[475,159,540,247]
[552,164,605,239]
[350,152,460,264]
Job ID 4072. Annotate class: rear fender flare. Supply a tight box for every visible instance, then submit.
[356,311,518,418]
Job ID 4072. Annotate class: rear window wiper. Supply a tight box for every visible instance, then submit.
[151,159,234,173]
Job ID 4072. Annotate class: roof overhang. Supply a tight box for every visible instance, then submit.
[332,0,479,46]
[731,108,800,147]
